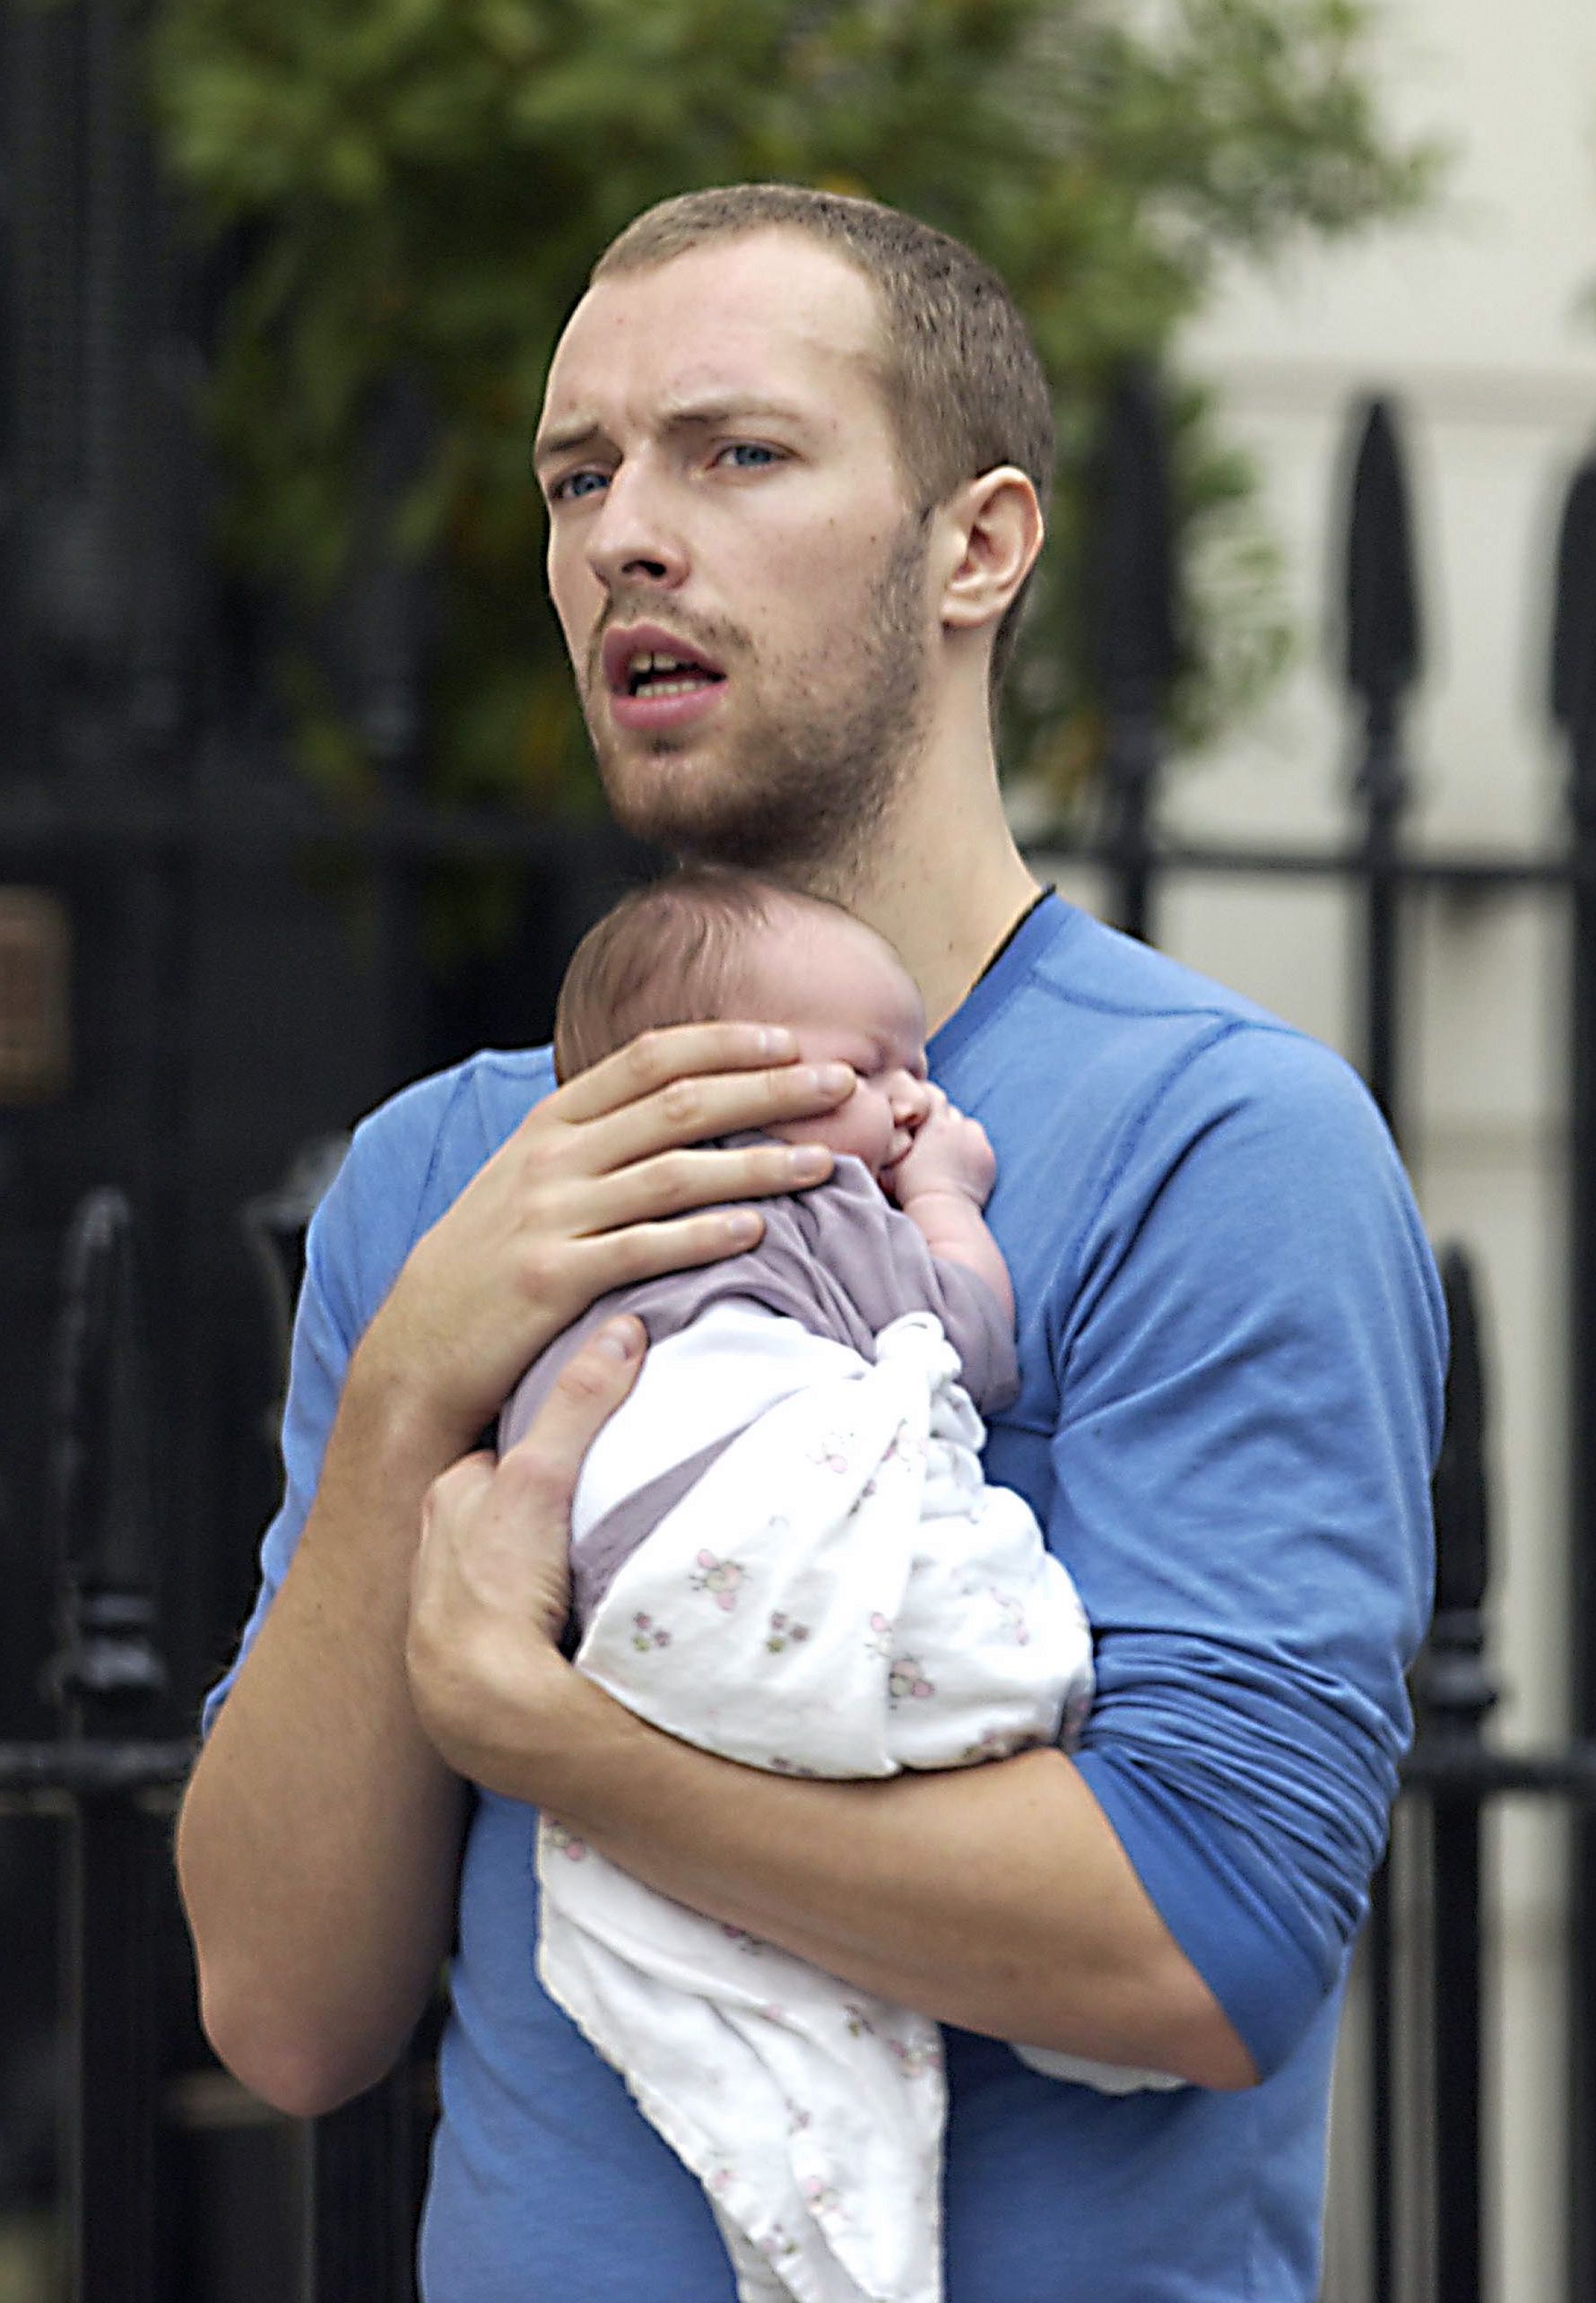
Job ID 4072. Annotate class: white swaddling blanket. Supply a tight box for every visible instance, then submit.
[536,1308,1177,2303]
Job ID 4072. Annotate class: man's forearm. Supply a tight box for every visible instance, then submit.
[177,1381,467,2118]
[403,1322,1256,2090]
[457,1664,1255,2089]
[177,1038,867,2116]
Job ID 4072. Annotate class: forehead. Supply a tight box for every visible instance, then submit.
[746,903,924,1034]
[541,230,892,441]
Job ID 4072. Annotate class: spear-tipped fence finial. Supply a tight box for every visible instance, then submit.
[1336,395,1424,1133]
[1552,454,1596,823]
[1342,395,1422,734]
[1084,361,1178,715]
[46,1186,167,1713]
[1084,361,1177,942]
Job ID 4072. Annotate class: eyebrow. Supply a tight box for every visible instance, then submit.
[533,397,813,472]
[533,419,605,469]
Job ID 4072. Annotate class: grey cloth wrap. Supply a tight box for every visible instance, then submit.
[499,1143,1017,1626]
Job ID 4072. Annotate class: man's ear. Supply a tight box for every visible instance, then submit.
[936,467,1045,636]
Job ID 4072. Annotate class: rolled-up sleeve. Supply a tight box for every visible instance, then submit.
[1054,1026,1444,2077]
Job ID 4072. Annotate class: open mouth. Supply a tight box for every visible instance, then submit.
[602,624,727,705]
[623,649,725,700]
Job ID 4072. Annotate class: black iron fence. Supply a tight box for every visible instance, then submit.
[3,3,1595,2280]
[6,413,1596,2295]
[4,387,1596,2299]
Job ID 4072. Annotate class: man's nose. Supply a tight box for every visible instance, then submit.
[585,463,688,592]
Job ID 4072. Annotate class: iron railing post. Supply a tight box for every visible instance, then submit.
[349,370,437,1089]
[241,1138,423,2301]
[1553,450,1596,2303]
[1338,393,1423,2302]
[303,2073,418,2303]
[47,1186,170,2303]
[1084,364,1176,943]
[1341,395,1421,1136]
[1411,1247,1497,2303]
[239,1134,351,1443]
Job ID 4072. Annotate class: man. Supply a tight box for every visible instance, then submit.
[178,187,1445,2299]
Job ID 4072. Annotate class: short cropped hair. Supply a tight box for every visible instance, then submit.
[591,185,1054,688]
[554,866,847,1082]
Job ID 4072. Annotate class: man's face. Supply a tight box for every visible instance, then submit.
[534,230,936,873]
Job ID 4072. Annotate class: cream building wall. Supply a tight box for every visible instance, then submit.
[1030,4,1596,2295]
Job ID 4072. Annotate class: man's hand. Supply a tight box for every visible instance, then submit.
[406,1317,646,1795]
[404,1301,1251,2089]
[888,1086,997,1215]
[399,1304,1253,2091]
[352,1025,853,1459]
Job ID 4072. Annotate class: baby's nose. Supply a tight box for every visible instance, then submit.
[890,1074,932,1125]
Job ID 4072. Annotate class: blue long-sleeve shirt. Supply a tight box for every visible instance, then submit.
[204,893,1444,2300]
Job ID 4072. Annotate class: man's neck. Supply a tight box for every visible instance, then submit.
[855,854,1043,1033]
[798,771,1042,1032]
[740,665,1040,1028]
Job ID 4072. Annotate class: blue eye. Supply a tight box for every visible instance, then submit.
[719,443,779,469]
[551,468,608,502]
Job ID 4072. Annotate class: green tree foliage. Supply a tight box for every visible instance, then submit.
[149,0,1438,811]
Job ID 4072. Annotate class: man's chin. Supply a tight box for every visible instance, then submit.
[587,710,898,874]
[594,744,718,842]
[599,777,808,873]
[590,714,746,817]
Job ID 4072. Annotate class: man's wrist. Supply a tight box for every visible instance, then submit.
[342,1325,486,1484]
[421,1651,634,1813]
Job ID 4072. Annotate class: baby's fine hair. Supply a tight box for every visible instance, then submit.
[554,866,851,1082]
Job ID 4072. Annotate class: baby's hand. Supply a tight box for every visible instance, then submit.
[888,1087,997,1212]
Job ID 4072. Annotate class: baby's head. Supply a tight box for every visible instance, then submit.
[555,868,932,1181]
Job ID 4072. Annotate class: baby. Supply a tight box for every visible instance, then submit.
[503,868,1173,2303]
[556,860,1014,1340]
[514,865,1022,1542]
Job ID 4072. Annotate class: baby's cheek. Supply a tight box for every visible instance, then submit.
[768,1106,872,1166]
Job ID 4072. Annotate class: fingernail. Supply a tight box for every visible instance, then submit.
[789,1144,830,1181]
[723,1209,762,1245]
[759,1026,797,1056]
[594,1317,644,1360]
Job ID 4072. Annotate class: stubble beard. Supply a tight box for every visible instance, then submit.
[584,515,935,888]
